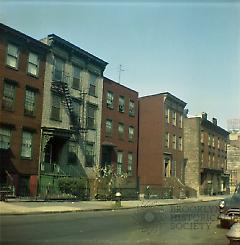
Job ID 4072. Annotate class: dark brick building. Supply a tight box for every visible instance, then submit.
[0,23,48,196]
[100,77,138,198]
[184,114,229,196]
[138,93,187,198]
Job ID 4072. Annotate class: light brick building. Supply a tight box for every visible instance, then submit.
[39,34,107,198]
[184,114,229,196]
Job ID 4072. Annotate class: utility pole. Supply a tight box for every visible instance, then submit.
[118,64,125,84]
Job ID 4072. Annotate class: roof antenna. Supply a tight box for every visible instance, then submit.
[118,64,125,84]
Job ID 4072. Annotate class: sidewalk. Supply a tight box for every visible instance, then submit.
[0,195,228,215]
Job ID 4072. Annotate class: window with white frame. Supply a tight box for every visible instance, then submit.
[2,82,16,111]
[165,108,170,123]
[172,111,176,126]
[53,57,64,82]
[89,73,97,96]
[72,65,81,89]
[87,105,96,129]
[179,114,183,128]
[172,134,177,149]
[105,119,113,137]
[24,89,36,116]
[171,160,176,177]
[129,100,135,116]
[0,127,11,149]
[28,52,39,76]
[165,132,169,148]
[51,94,61,121]
[119,96,125,113]
[127,153,133,176]
[128,126,134,142]
[117,151,123,175]
[21,131,33,158]
[6,43,19,68]
[106,91,114,109]
[178,137,182,151]
[118,123,125,139]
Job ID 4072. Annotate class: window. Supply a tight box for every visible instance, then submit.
[208,135,211,146]
[178,137,182,151]
[201,130,204,143]
[106,91,114,109]
[117,151,123,175]
[106,119,113,137]
[119,96,125,113]
[165,132,169,148]
[51,94,61,121]
[72,66,81,89]
[6,43,19,68]
[172,135,177,149]
[165,108,170,123]
[0,127,11,149]
[53,57,64,82]
[87,105,96,129]
[129,100,135,116]
[2,82,16,111]
[127,153,133,176]
[21,131,33,159]
[118,123,125,140]
[172,111,176,126]
[28,52,39,76]
[179,114,183,128]
[171,160,176,177]
[68,142,77,164]
[24,89,36,116]
[89,73,97,96]
[128,126,134,142]
[85,142,95,167]
[212,135,215,147]
[72,100,80,125]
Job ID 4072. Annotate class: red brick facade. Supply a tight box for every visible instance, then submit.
[100,77,138,195]
[0,24,48,196]
[138,93,186,197]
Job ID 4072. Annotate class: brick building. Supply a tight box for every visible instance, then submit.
[100,77,138,198]
[138,93,187,198]
[184,114,229,196]
[0,23,48,196]
[227,130,240,193]
[39,34,107,198]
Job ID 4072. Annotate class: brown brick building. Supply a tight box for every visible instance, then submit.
[100,77,138,198]
[138,93,187,198]
[184,114,229,196]
[0,24,48,196]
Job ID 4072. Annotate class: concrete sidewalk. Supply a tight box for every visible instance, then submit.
[0,195,228,215]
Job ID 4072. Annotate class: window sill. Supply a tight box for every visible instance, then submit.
[24,113,36,118]
[88,93,98,98]
[50,117,62,122]
[6,64,19,71]
[21,157,33,160]
[2,107,15,112]
[27,72,39,79]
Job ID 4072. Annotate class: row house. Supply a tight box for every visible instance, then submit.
[39,34,108,197]
[100,77,138,198]
[138,93,187,198]
[0,23,48,196]
[184,113,229,196]
[227,130,240,193]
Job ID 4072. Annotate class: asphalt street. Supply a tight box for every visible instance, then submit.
[0,200,229,245]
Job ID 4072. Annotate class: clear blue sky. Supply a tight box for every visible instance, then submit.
[1,0,239,129]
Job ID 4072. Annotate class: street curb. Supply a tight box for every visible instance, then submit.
[0,198,225,216]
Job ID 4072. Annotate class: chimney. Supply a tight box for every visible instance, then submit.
[212,118,217,125]
[202,112,207,120]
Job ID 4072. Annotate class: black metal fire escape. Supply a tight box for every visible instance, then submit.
[51,69,87,135]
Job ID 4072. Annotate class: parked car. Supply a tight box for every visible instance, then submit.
[218,184,240,228]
